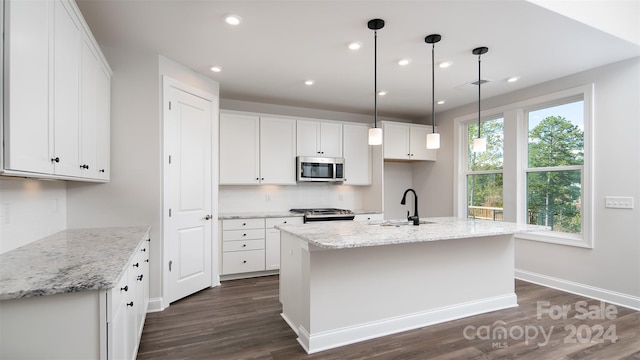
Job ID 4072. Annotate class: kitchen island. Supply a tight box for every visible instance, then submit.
[277,217,548,354]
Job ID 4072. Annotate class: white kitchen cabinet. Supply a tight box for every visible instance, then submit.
[297,120,343,158]
[265,217,303,270]
[260,117,297,185]
[219,113,296,185]
[220,217,303,276]
[2,0,112,181]
[219,113,260,184]
[342,123,372,185]
[221,218,266,274]
[80,31,111,180]
[382,121,437,161]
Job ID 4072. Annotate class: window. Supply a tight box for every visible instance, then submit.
[465,117,504,221]
[455,84,593,247]
[526,98,584,234]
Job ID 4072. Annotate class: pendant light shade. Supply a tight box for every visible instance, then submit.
[368,18,385,146]
[425,34,441,150]
[472,46,488,153]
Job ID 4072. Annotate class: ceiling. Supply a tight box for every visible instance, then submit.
[76,0,640,122]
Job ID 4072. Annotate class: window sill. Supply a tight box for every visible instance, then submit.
[515,231,593,249]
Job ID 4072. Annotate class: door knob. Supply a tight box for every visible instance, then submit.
[204,215,213,220]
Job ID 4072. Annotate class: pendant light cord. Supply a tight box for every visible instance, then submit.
[477,54,481,139]
[431,43,435,133]
[374,30,378,129]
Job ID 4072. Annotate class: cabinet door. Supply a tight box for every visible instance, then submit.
[52,0,82,177]
[296,120,320,156]
[319,122,343,158]
[265,228,281,270]
[219,113,260,184]
[260,117,296,185]
[343,123,371,185]
[80,37,99,178]
[3,0,53,174]
[409,125,436,161]
[95,65,111,180]
[383,122,410,160]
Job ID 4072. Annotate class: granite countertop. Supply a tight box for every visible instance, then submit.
[218,209,382,220]
[0,226,150,300]
[276,217,550,249]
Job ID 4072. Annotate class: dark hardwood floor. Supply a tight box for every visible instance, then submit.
[137,276,640,360]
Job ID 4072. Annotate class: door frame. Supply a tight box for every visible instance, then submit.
[161,76,220,310]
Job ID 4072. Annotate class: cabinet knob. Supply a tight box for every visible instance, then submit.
[283,221,287,224]
[133,263,139,268]
[242,233,247,237]
[140,248,146,252]
[120,285,128,292]
[137,275,144,281]
[80,164,89,169]
[242,223,247,226]
[261,178,264,180]
[145,259,149,263]
[243,260,247,264]
[127,302,134,307]
[204,215,212,220]
[99,169,105,173]
[256,177,259,180]
[51,157,60,163]
[242,244,247,247]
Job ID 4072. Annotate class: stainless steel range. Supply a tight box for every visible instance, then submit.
[290,208,355,223]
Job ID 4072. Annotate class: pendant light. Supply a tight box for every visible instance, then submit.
[368,18,385,146]
[472,46,488,152]
[425,34,441,150]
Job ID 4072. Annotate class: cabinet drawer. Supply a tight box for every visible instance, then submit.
[222,250,265,274]
[222,218,265,230]
[223,239,264,252]
[223,228,265,241]
[265,216,303,228]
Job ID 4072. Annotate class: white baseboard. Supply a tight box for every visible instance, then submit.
[296,294,517,354]
[515,269,640,311]
[146,297,165,313]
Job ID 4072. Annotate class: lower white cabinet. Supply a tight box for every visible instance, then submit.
[221,216,303,276]
[0,233,150,360]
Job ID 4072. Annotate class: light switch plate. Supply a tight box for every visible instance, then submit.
[605,196,634,209]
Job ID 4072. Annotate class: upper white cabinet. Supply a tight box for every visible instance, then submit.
[260,117,297,185]
[2,0,112,181]
[342,123,372,185]
[219,113,260,184]
[296,120,342,158]
[219,112,296,185]
[382,121,437,161]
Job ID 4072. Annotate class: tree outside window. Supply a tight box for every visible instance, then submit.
[466,118,504,221]
[526,100,584,234]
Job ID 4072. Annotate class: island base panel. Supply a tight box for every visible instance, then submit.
[280,232,517,354]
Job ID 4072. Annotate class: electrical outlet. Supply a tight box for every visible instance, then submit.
[605,196,634,209]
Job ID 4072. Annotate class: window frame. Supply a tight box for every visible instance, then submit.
[454,84,594,248]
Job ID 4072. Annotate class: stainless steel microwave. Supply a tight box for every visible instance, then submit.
[297,156,344,182]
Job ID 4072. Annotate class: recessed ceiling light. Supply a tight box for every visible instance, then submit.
[398,58,411,66]
[507,76,520,83]
[304,80,315,86]
[378,90,387,96]
[437,100,446,105]
[439,61,451,68]
[210,65,223,73]
[224,14,242,26]
[348,42,362,50]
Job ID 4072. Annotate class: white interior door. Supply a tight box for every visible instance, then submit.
[165,80,214,304]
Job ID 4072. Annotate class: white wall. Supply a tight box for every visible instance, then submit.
[383,162,414,220]
[0,178,67,254]
[426,57,640,307]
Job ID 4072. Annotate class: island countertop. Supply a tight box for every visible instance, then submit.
[276,217,549,249]
[0,226,150,300]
